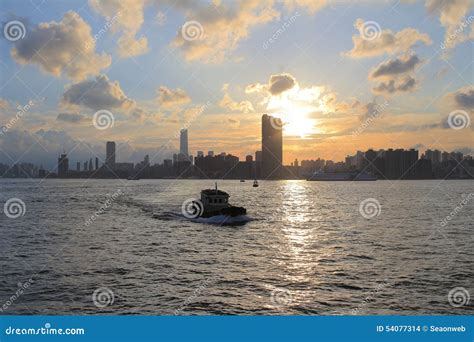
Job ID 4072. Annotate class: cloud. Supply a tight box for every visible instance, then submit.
[89,0,148,58]
[372,77,417,95]
[245,73,297,96]
[369,55,421,95]
[282,0,327,14]
[425,0,473,51]
[370,55,421,79]
[157,86,191,109]
[11,11,111,80]
[0,99,9,110]
[56,113,85,123]
[446,85,474,109]
[171,0,279,63]
[346,19,432,58]
[61,74,135,112]
[219,84,254,113]
[268,73,297,95]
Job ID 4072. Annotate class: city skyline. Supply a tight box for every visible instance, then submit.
[0,1,473,170]
[1,113,472,180]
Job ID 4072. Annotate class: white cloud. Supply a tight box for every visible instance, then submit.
[346,19,432,58]
[11,11,111,80]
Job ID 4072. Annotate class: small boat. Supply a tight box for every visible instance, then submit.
[307,170,377,181]
[252,180,259,187]
[240,179,245,182]
[187,183,246,218]
[127,175,140,180]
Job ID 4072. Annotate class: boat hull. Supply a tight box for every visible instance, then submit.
[200,206,247,218]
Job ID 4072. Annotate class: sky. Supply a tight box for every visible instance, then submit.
[0,0,473,169]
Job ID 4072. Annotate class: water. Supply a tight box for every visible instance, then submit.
[0,179,472,315]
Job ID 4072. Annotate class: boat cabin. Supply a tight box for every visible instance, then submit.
[200,189,230,209]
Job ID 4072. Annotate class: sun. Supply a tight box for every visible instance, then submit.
[266,86,327,138]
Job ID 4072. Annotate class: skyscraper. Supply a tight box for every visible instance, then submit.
[57,153,69,177]
[261,114,282,179]
[106,141,116,168]
[180,129,188,157]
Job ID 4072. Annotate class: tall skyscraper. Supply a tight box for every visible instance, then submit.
[57,153,69,177]
[180,129,188,157]
[261,114,282,179]
[106,141,116,168]
[95,157,99,170]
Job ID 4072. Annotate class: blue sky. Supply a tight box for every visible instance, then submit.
[0,0,472,169]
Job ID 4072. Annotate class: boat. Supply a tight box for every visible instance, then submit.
[186,184,247,218]
[307,170,377,181]
[127,175,140,180]
[240,179,245,182]
[252,180,259,187]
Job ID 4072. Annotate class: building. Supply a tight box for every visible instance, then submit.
[95,157,99,170]
[197,151,204,158]
[208,151,214,157]
[76,162,80,171]
[180,129,188,157]
[106,141,116,168]
[261,114,282,179]
[57,153,69,177]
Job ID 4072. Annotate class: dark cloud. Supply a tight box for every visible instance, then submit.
[56,113,85,123]
[373,77,417,95]
[454,86,474,109]
[269,73,296,95]
[61,75,135,112]
[370,55,421,79]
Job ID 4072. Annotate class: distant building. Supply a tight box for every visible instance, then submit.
[245,155,253,163]
[163,159,173,168]
[76,162,80,171]
[255,151,262,162]
[57,153,69,177]
[208,151,214,157]
[95,157,99,170]
[88,158,93,171]
[197,151,204,158]
[180,129,188,157]
[106,141,116,168]
[261,114,282,179]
